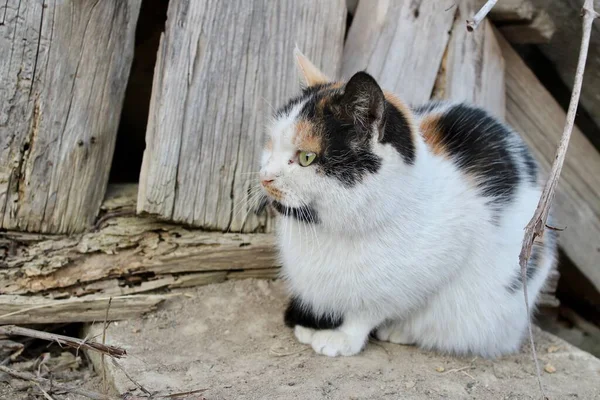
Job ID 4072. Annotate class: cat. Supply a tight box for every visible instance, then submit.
[258,49,557,358]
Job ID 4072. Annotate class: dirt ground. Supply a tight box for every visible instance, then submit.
[87,279,600,400]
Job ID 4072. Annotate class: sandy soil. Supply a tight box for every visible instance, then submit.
[87,279,600,400]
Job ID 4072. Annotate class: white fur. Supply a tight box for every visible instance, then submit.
[260,101,556,358]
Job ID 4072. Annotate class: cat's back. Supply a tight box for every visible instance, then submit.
[413,101,539,211]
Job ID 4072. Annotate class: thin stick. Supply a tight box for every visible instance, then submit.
[0,325,126,358]
[518,1,598,398]
[0,365,114,400]
[102,298,113,397]
[33,381,56,400]
[467,0,497,31]
[110,358,153,396]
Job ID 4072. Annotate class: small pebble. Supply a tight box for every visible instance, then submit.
[435,366,445,373]
[544,363,556,374]
[547,345,560,353]
[405,381,416,389]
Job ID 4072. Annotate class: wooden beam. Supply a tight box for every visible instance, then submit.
[0,294,173,325]
[1,184,278,297]
[342,0,455,105]
[137,0,346,232]
[0,0,141,234]
[498,32,600,292]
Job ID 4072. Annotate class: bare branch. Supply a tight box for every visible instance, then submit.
[518,0,598,397]
[467,0,497,31]
[0,365,115,400]
[0,325,126,359]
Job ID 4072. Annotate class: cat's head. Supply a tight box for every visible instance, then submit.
[259,49,415,225]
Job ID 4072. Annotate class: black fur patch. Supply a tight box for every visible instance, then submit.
[271,200,319,224]
[518,143,538,185]
[381,102,415,165]
[284,296,343,330]
[434,104,520,209]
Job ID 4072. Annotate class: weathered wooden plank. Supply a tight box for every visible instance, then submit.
[498,10,555,44]
[437,1,505,120]
[0,294,172,325]
[137,0,346,232]
[0,0,141,234]
[530,0,600,132]
[0,184,278,296]
[342,0,455,105]
[498,32,600,292]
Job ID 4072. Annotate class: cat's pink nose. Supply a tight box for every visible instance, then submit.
[261,178,274,187]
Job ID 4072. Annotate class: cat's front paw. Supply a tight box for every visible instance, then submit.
[294,325,315,344]
[311,329,365,357]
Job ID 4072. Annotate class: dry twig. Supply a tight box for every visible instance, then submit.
[0,365,115,400]
[518,0,599,398]
[466,0,497,31]
[102,298,113,397]
[0,325,126,359]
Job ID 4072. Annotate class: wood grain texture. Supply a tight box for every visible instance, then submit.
[499,32,600,292]
[1,184,278,296]
[137,0,346,232]
[0,294,172,325]
[0,0,141,233]
[342,0,455,105]
[439,1,506,120]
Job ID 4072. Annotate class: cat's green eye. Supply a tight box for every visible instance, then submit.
[298,151,317,167]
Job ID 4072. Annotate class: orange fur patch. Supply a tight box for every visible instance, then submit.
[419,114,447,156]
[264,185,283,201]
[265,138,273,151]
[294,120,322,153]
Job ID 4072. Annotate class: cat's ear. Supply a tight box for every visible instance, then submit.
[294,46,329,87]
[340,71,386,140]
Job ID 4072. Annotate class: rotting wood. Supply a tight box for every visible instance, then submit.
[0,184,279,298]
[0,294,173,325]
[342,0,456,105]
[498,31,600,293]
[498,10,555,43]
[137,0,346,233]
[0,0,142,234]
[438,0,506,120]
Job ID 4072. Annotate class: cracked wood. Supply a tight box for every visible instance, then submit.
[0,0,141,234]
[137,0,346,232]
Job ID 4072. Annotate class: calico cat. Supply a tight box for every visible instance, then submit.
[258,49,557,358]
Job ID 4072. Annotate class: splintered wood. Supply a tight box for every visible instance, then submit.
[137,0,346,233]
[0,0,142,234]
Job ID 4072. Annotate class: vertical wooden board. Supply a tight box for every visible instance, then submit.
[498,33,600,292]
[138,0,346,232]
[0,0,141,233]
[441,1,505,120]
[342,0,456,105]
